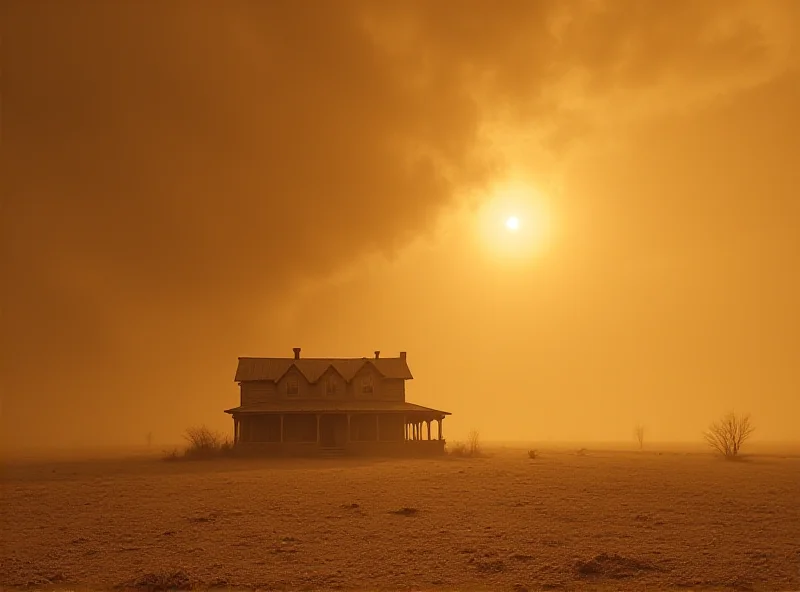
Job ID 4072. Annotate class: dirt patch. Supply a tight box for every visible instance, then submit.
[388,506,418,516]
[186,512,218,524]
[118,570,195,591]
[575,552,663,579]
[469,557,506,574]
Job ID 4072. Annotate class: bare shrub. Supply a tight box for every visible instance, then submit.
[162,448,180,461]
[634,424,645,450]
[174,425,233,460]
[185,425,221,450]
[219,438,234,456]
[447,430,482,458]
[703,412,754,458]
[448,441,468,457]
[527,449,539,459]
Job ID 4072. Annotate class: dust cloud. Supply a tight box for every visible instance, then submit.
[2,0,798,449]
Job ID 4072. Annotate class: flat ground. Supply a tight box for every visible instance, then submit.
[2,446,799,591]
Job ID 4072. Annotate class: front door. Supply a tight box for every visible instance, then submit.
[319,415,339,447]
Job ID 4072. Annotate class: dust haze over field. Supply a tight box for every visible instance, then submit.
[2,448,800,590]
[2,3,800,445]
[3,3,800,590]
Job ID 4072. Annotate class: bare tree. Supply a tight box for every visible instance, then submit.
[466,429,481,457]
[703,412,754,458]
[634,424,645,450]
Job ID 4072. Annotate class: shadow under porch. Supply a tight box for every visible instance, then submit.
[233,412,446,456]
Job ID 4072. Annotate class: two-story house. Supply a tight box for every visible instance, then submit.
[224,348,450,455]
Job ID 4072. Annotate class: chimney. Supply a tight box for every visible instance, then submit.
[399,351,407,361]
[374,350,380,359]
[293,347,301,360]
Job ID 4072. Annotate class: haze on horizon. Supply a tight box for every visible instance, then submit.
[2,0,799,451]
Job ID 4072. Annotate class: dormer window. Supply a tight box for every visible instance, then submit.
[361,376,373,395]
[286,379,299,396]
[325,378,338,396]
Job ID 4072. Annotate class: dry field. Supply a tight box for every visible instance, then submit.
[2,446,799,591]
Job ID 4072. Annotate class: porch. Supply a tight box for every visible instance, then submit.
[231,411,447,456]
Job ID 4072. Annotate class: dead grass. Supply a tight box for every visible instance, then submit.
[2,447,799,591]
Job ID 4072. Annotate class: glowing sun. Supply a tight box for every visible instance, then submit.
[505,216,520,232]
[474,180,552,262]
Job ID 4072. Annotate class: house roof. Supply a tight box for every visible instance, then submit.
[224,400,450,416]
[235,356,413,383]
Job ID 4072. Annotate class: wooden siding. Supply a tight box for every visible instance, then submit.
[240,364,407,405]
[241,381,277,405]
[380,378,405,401]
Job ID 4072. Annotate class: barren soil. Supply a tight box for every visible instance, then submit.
[2,447,799,591]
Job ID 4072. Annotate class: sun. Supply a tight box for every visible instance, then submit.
[505,216,520,232]
[474,179,552,262]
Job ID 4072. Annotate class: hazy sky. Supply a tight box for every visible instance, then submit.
[2,0,799,449]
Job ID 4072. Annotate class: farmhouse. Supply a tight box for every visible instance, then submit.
[225,348,450,455]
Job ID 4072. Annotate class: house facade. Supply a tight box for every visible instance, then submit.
[225,348,450,455]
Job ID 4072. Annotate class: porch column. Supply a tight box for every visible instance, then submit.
[439,417,444,440]
[375,414,381,441]
[346,414,351,442]
[316,414,321,443]
[280,414,284,443]
[403,416,407,440]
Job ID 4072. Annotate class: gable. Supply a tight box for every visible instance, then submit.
[352,361,379,382]
[276,367,304,390]
[318,366,346,395]
[318,365,346,385]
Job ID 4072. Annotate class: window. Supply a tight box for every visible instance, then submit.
[361,376,373,395]
[325,378,338,396]
[286,379,299,396]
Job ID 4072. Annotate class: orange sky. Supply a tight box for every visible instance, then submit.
[2,0,799,449]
